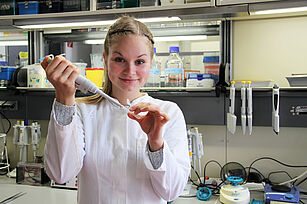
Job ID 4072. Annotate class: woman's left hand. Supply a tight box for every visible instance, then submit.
[128,102,170,151]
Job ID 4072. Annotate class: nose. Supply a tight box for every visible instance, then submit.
[124,61,136,75]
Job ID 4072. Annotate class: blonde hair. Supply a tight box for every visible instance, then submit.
[76,16,154,104]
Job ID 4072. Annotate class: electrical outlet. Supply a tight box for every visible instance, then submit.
[0,100,18,111]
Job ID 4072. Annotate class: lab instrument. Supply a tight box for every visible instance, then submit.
[220,162,250,204]
[227,81,236,134]
[247,81,253,135]
[188,127,204,176]
[220,177,250,204]
[16,162,50,185]
[265,184,299,203]
[241,81,246,135]
[272,84,280,134]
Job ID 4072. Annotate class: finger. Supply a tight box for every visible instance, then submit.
[130,102,160,114]
[47,61,71,83]
[44,56,67,76]
[129,102,151,111]
[41,56,50,70]
[127,112,143,122]
[135,105,162,116]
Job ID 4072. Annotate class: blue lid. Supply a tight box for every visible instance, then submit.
[0,61,8,66]
[169,46,179,53]
[1,67,16,72]
[154,47,156,53]
[203,56,219,63]
[188,73,212,80]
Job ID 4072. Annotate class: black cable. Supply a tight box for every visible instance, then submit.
[0,108,12,134]
[244,167,266,181]
[191,165,202,185]
[300,199,305,204]
[203,160,222,183]
[247,157,307,183]
[295,176,307,186]
[268,170,293,185]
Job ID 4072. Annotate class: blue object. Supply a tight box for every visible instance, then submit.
[265,184,300,203]
[188,73,212,80]
[203,56,219,63]
[18,1,39,15]
[0,67,16,80]
[251,199,264,204]
[227,176,243,186]
[169,46,179,53]
[0,61,8,66]
[196,187,212,201]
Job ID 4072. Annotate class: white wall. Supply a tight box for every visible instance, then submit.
[233,15,307,87]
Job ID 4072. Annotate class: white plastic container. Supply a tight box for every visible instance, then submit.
[27,64,47,88]
[165,46,184,87]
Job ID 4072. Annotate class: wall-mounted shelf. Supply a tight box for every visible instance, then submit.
[0,3,249,31]
[0,87,306,127]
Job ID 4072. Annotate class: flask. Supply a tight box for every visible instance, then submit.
[145,48,161,87]
[165,46,184,87]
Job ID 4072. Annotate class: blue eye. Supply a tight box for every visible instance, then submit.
[136,59,145,65]
[115,57,125,62]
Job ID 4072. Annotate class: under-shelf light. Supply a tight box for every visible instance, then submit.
[154,35,207,42]
[251,6,307,15]
[84,35,207,44]
[17,17,181,29]
[0,41,28,46]
[84,39,105,44]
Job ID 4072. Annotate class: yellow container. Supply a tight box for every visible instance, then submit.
[85,68,104,88]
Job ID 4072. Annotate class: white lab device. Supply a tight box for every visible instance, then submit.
[220,177,250,204]
[240,81,246,135]
[227,81,236,134]
[272,84,280,134]
[220,184,250,204]
[246,81,253,135]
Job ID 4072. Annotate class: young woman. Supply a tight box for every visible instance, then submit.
[42,16,190,204]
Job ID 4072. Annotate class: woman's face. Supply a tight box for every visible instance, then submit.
[104,34,152,97]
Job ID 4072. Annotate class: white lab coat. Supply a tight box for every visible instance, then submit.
[44,94,190,204]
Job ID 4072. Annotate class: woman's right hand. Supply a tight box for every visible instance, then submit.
[41,55,80,106]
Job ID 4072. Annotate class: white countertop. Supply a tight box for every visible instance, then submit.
[0,176,77,204]
[0,176,265,204]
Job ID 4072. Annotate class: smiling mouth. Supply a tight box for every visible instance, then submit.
[121,78,138,82]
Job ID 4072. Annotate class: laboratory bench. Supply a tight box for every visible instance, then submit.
[0,176,266,204]
[0,175,77,204]
[0,174,265,204]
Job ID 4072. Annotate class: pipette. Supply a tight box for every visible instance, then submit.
[272,84,279,134]
[241,81,246,135]
[44,55,124,109]
[247,81,253,135]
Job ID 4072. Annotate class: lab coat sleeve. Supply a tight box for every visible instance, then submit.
[144,103,191,202]
[44,100,86,184]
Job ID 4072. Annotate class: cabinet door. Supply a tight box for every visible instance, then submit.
[216,0,283,6]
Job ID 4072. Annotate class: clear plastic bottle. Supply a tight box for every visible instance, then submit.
[165,46,184,87]
[145,48,161,87]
